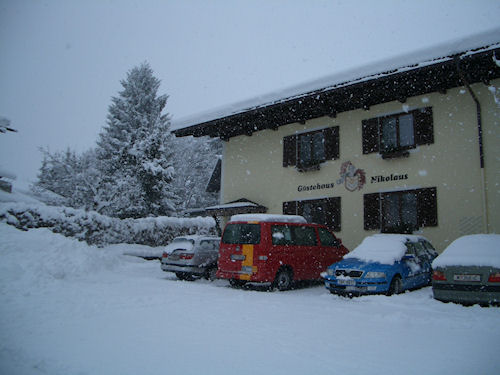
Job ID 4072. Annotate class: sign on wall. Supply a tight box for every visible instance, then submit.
[296,160,411,193]
[337,161,366,192]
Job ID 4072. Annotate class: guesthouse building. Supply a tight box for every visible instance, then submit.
[172,33,500,252]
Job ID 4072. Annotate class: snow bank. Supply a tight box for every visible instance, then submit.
[1,223,500,375]
[0,223,125,284]
[345,234,426,265]
[432,234,500,268]
[230,214,307,223]
[0,201,216,247]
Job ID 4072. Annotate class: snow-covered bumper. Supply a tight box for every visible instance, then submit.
[161,263,207,275]
[432,282,500,305]
[322,271,390,295]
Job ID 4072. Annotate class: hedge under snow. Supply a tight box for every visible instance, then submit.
[0,201,216,247]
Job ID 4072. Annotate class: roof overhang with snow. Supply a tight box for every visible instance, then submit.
[172,37,500,141]
[204,199,267,217]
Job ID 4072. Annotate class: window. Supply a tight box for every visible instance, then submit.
[271,225,317,246]
[318,227,340,247]
[283,197,341,232]
[362,107,433,157]
[222,223,261,244]
[272,225,293,245]
[283,126,339,171]
[364,188,437,233]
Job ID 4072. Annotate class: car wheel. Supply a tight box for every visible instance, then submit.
[205,267,217,281]
[176,272,195,281]
[229,279,247,288]
[273,268,293,291]
[387,275,403,296]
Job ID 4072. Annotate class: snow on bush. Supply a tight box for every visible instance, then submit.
[0,201,216,247]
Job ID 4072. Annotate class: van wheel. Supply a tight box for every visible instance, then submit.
[387,275,403,296]
[274,268,293,291]
[229,279,247,288]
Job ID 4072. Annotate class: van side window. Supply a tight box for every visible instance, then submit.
[292,226,317,246]
[318,228,339,247]
[271,225,293,245]
[222,224,261,244]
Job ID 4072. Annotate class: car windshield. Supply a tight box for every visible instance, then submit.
[222,223,261,244]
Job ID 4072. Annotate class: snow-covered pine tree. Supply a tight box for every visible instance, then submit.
[95,62,177,218]
[35,147,100,210]
[172,136,222,213]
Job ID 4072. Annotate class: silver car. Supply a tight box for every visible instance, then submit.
[432,234,500,306]
[161,236,220,281]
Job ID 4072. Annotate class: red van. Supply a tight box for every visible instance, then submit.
[216,214,349,290]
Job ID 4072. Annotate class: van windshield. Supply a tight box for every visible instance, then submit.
[222,223,261,244]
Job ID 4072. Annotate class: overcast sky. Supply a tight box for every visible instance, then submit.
[1,0,500,185]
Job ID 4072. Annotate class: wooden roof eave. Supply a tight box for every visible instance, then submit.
[172,48,500,140]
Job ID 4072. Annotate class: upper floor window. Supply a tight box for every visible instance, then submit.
[362,107,433,158]
[283,126,339,171]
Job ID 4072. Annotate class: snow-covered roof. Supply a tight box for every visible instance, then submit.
[344,234,427,265]
[206,201,258,210]
[0,167,17,180]
[432,234,500,269]
[229,214,307,224]
[172,28,500,139]
[202,198,268,217]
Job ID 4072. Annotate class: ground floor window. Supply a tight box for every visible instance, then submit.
[283,197,341,231]
[364,187,437,233]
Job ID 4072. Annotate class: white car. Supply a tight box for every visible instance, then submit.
[161,236,220,281]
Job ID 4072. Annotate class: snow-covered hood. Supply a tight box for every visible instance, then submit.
[344,234,425,265]
[329,257,397,272]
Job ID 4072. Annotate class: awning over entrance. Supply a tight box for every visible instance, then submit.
[186,198,267,236]
[204,198,267,217]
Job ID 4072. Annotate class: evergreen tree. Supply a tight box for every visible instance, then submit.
[172,136,222,212]
[95,62,177,218]
[35,147,100,210]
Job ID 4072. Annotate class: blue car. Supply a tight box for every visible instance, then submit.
[323,234,438,296]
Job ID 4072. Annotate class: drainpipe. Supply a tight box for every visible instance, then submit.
[454,56,489,233]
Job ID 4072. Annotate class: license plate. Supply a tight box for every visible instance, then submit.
[337,279,356,286]
[453,274,481,282]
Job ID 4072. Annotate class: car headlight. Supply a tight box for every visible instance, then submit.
[365,271,386,279]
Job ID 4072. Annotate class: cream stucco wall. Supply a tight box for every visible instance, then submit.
[221,79,500,252]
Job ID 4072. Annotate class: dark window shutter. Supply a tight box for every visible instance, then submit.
[283,200,297,215]
[324,126,339,161]
[325,197,341,232]
[364,193,381,230]
[414,107,434,145]
[362,118,379,154]
[417,187,438,227]
[283,135,297,167]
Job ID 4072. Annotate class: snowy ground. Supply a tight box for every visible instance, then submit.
[1,223,499,375]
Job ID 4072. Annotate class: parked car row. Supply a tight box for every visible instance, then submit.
[159,214,500,306]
